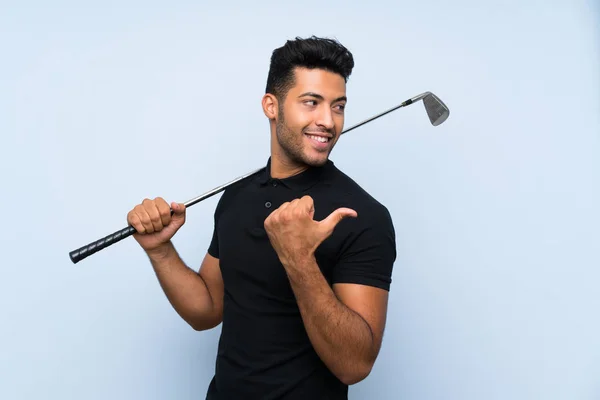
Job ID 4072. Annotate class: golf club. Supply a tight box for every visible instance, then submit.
[68,91,449,264]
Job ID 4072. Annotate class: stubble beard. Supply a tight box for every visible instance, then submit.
[275,105,332,168]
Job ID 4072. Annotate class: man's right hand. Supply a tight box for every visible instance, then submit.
[127,197,186,255]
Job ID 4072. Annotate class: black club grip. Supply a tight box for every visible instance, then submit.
[69,225,137,264]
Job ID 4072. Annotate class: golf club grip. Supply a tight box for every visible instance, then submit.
[69,225,137,264]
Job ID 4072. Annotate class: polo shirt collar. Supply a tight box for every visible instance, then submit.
[258,157,333,191]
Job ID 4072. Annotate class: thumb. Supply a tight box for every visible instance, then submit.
[171,202,186,217]
[318,207,357,235]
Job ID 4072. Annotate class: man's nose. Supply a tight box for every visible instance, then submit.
[316,106,335,130]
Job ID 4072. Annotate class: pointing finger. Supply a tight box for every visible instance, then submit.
[318,207,358,235]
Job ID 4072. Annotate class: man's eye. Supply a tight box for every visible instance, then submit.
[304,100,317,106]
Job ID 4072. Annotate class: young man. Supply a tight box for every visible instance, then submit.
[126,36,397,399]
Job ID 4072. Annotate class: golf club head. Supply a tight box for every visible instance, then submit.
[423,93,450,126]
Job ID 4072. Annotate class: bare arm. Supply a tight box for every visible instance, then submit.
[147,245,224,331]
[126,197,224,331]
[284,256,388,385]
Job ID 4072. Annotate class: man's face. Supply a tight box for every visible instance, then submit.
[274,67,347,167]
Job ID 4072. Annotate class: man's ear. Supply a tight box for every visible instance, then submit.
[262,93,279,120]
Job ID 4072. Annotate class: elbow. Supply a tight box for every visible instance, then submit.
[338,362,374,386]
[188,315,222,331]
[190,322,215,331]
[190,319,221,331]
[190,321,208,331]
[186,307,223,331]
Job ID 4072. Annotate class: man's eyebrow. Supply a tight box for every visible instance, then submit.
[298,92,347,103]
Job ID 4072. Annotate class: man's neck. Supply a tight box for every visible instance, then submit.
[269,153,309,179]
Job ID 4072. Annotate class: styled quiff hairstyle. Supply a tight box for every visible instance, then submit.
[265,36,354,100]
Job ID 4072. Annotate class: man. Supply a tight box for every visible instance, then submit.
[126,36,397,399]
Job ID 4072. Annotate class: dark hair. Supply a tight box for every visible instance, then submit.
[265,36,354,100]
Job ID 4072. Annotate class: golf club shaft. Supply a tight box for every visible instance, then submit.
[183,95,421,207]
[68,93,426,264]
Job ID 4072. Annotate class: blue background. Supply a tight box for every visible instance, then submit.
[2,1,599,399]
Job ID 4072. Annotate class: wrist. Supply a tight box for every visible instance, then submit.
[282,250,311,266]
[146,241,175,262]
[283,253,318,276]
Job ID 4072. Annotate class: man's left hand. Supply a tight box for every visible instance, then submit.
[264,195,357,268]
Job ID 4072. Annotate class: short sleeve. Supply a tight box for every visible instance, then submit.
[207,222,219,259]
[207,190,228,259]
[332,206,397,291]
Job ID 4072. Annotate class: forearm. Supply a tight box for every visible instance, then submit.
[147,242,219,330]
[284,257,376,385]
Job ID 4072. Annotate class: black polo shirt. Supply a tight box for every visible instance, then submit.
[204,157,396,400]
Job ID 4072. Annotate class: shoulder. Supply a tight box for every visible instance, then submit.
[323,162,396,252]
[327,162,393,225]
[212,167,263,219]
[324,163,397,289]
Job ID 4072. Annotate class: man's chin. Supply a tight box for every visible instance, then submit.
[302,153,330,167]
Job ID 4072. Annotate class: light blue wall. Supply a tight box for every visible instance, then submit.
[2,1,599,399]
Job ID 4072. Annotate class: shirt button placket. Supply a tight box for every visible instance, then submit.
[266,179,279,209]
